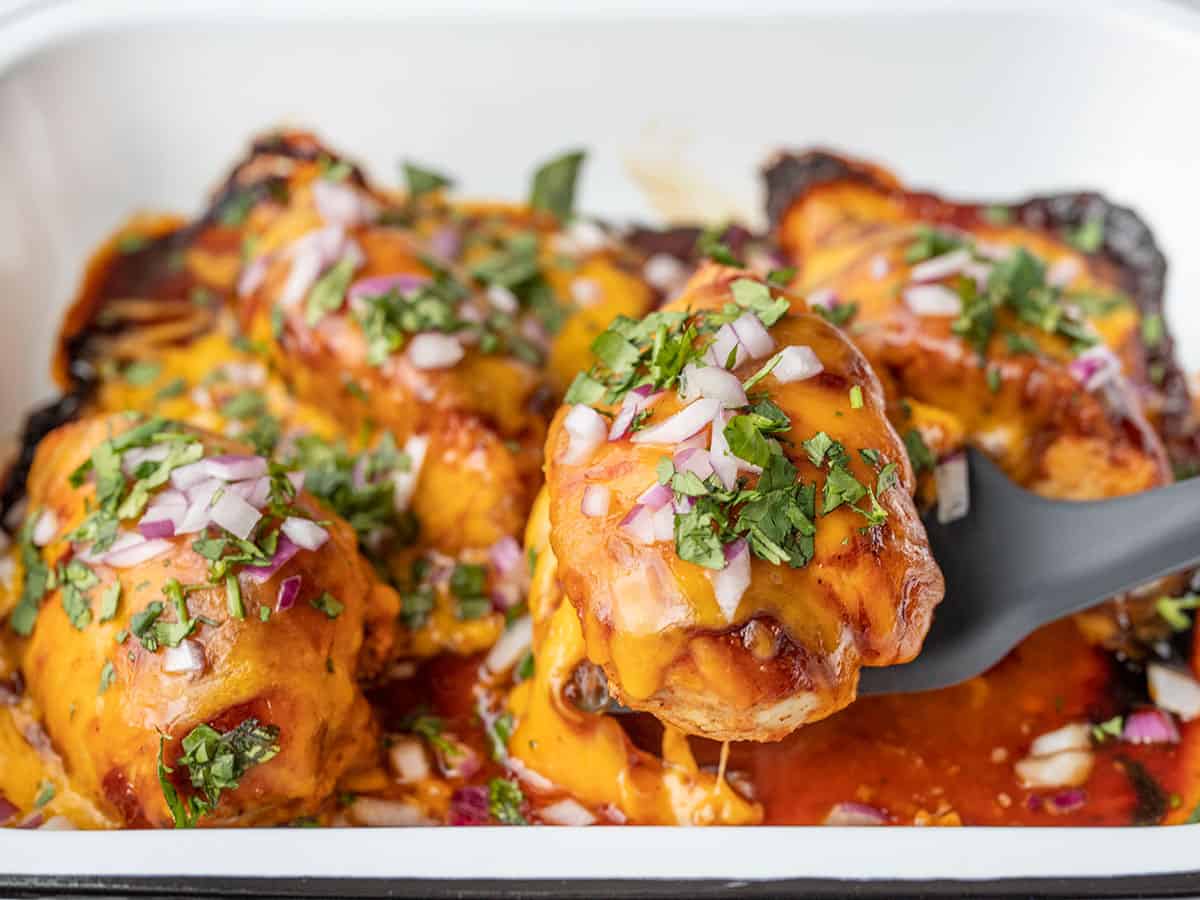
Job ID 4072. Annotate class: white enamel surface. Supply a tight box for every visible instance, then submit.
[2,0,1200,884]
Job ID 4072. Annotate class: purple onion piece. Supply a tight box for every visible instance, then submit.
[276,574,302,611]
[448,786,491,826]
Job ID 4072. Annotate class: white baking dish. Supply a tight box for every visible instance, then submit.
[2,0,1200,891]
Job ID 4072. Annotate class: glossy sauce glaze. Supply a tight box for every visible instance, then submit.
[1,133,1199,830]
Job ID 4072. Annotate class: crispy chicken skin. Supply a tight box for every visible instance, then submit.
[764,150,1172,500]
[544,264,943,742]
[18,415,396,827]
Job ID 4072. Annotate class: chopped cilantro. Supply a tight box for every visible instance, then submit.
[766,266,797,287]
[1092,715,1124,743]
[812,301,858,327]
[225,574,244,620]
[515,651,535,682]
[488,777,527,825]
[983,205,1012,225]
[1142,313,1164,349]
[1005,332,1038,355]
[9,514,50,635]
[1066,218,1104,254]
[695,224,742,267]
[98,660,116,695]
[1156,593,1200,631]
[154,378,187,401]
[33,781,55,808]
[408,713,458,757]
[731,278,789,327]
[123,360,162,386]
[486,712,514,762]
[905,226,964,264]
[160,719,280,827]
[116,233,149,254]
[986,365,1002,393]
[309,592,344,619]
[402,161,454,199]
[903,428,936,475]
[529,149,585,221]
[98,580,121,623]
[58,559,99,631]
[304,255,358,327]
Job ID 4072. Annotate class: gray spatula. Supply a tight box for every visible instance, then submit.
[858,447,1198,696]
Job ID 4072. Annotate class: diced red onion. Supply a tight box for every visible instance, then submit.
[807,287,836,309]
[281,516,329,551]
[486,284,519,314]
[163,639,205,673]
[773,345,823,384]
[484,615,533,675]
[709,538,750,622]
[963,260,993,290]
[170,460,214,492]
[539,798,596,826]
[1015,749,1094,789]
[390,434,429,512]
[1069,346,1121,392]
[407,332,464,370]
[449,786,491,826]
[650,503,674,542]
[101,532,172,568]
[637,483,674,512]
[429,226,461,262]
[673,494,696,515]
[679,363,747,409]
[312,178,377,228]
[934,452,969,524]
[287,470,306,494]
[279,226,351,309]
[676,432,708,452]
[571,278,601,307]
[388,736,431,784]
[974,241,1011,262]
[202,454,269,483]
[227,477,270,510]
[631,398,722,446]
[903,284,962,317]
[175,478,224,535]
[823,801,888,826]
[31,510,58,547]
[0,794,16,825]
[643,253,687,292]
[704,323,747,370]
[488,536,523,576]
[581,485,611,518]
[674,447,714,480]
[237,253,271,298]
[563,405,608,465]
[909,248,970,283]
[121,444,169,475]
[436,739,482,780]
[347,273,428,308]
[1030,722,1091,756]
[869,256,890,280]
[1122,708,1180,745]
[608,387,663,441]
[730,312,776,359]
[137,518,176,540]
[209,490,262,541]
[1147,663,1200,721]
[1047,257,1082,288]
[276,574,302,611]
[1045,788,1086,815]
[619,504,655,545]
[350,797,431,827]
[37,816,75,831]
